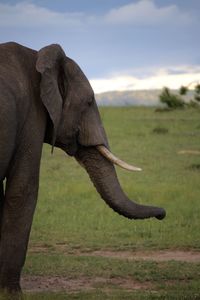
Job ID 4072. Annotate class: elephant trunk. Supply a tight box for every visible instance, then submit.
[75,147,166,220]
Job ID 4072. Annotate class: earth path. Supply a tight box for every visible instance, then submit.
[23,248,200,292]
[29,245,200,262]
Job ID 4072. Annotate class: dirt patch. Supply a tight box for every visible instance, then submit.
[178,150,200,155]
[29,245,200,263]
[87,250,200,263]
[25,247,200,293]
[21,275,152,293]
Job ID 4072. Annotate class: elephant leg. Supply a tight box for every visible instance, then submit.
[0,181,4,211]
[0,182,3,199]
[0,182,4,238]
[0,141,43,292]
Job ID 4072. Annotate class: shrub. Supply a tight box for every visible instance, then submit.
[195,84,200,94]
[153,127,169,134]
[194,84,200,103]
[179,86,188,95]
[189,164,200,171]
[159,87,185,109]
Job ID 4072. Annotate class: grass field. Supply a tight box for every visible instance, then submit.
[20,107,200,299]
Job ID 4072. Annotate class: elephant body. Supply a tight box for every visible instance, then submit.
[0,43,46,291]
[0,42,165,294]
[0,43,43,180]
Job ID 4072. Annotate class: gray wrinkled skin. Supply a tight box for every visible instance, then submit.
[0,42,166,295]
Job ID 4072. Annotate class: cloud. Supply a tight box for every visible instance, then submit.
[0,1,194,29]
[0,1,198,84]
[0,2,85,28]
[104,0,193,26]
[90,66,200,93]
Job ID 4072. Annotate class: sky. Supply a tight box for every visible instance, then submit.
[0,0,199,93]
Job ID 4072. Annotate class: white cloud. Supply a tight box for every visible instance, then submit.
[90,66,200,93]
[0,2,85,28]
[104,0,193,26]
[0,1,194,29]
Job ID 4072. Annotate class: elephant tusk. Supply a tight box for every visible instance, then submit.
[96,145,142,172]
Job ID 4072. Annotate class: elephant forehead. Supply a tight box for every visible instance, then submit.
[64,58,94,92]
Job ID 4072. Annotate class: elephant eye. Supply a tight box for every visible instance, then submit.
[87,93,94,106]
[88,99,92,106]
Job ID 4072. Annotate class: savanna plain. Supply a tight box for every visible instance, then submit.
[9,107,200,299]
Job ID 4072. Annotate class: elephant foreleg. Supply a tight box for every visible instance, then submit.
[0,182,4,238]
[0,188,39,292]
[0,155,41,292]
[0,134,44,292]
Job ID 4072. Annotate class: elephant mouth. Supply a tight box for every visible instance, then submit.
[78,144,142,172]
[56,138,142,172]
[55,140,78,156]
[96,145,142,172]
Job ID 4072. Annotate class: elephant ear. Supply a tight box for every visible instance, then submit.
[36,44,66,148]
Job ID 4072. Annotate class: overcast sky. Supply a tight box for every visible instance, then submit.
[0,0,199,93]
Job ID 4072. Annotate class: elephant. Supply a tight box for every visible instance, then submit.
[0,42,166,294]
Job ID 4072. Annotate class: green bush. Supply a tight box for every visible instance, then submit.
[194,84,200,103]
[178,83,200,107]
[152,127,169,134]
[195,84,200,94]
[179,86,188,95]
[159,87,185,109]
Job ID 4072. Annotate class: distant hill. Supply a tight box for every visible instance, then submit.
[95,89,194,106]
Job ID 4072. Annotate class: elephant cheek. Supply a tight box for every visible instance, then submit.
[78,124,108,148]
[78,102,109,148]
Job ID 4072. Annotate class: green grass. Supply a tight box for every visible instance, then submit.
[24,254,200,280]
[18,290,200,300]
[24,291,200,300]
[22,255,200,299]
[21,106,200,299]
[30,107,200,250]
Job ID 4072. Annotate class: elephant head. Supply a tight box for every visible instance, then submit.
[36,44,166,220]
